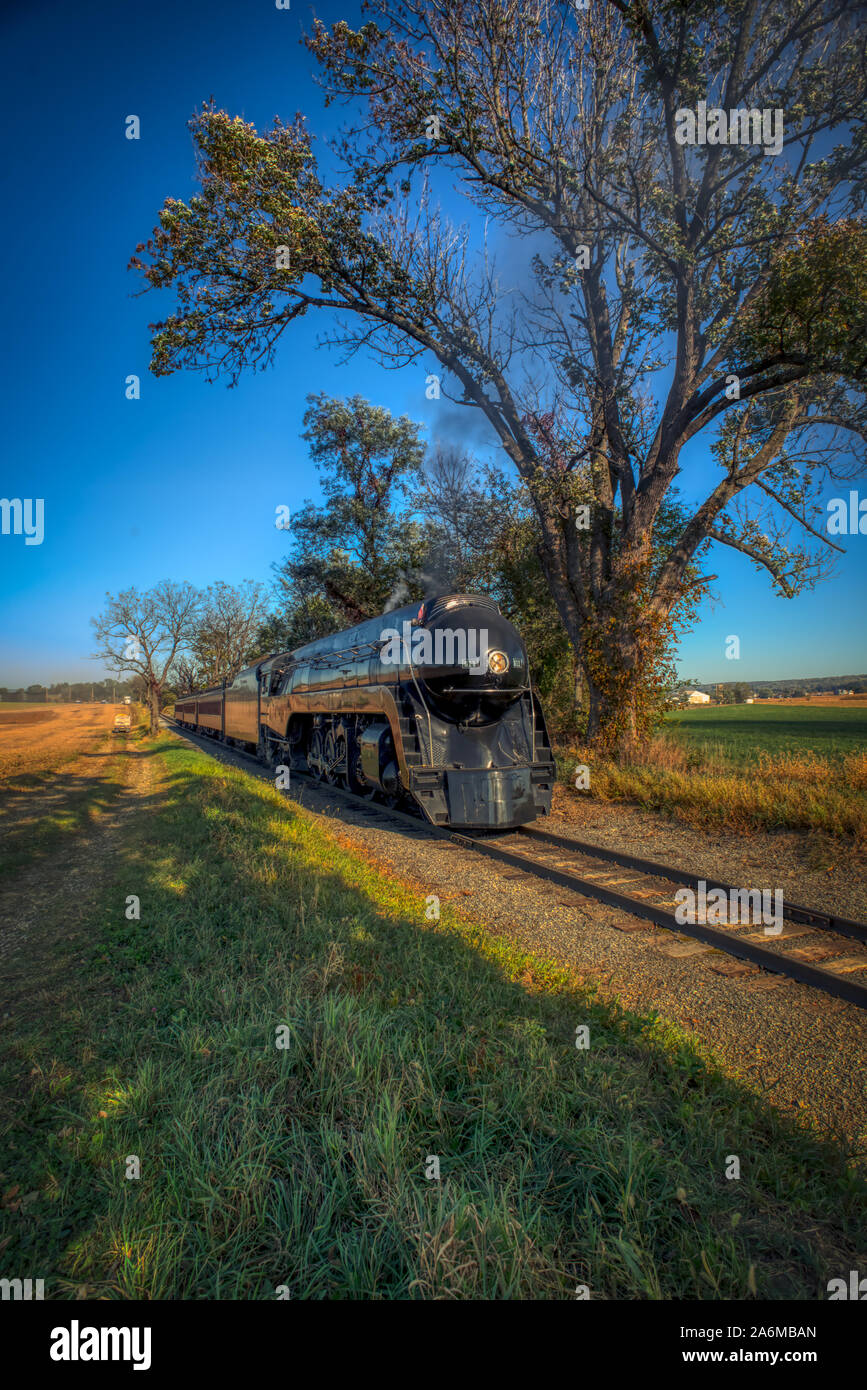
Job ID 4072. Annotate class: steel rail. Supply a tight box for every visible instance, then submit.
[447,829,867,1011]
[514,824,867,946]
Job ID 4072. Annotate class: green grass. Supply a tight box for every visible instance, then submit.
[0,733,864,1299]
[664,704,867,766]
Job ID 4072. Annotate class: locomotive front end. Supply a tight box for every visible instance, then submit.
[382,593,554,830]
[414,595,530,726]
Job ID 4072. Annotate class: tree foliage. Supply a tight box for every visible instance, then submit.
[274,394,430,626]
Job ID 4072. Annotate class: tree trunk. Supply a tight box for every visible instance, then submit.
[533,504,663,752]
[581,610,647,755]
[585,667,638,754]
[573,660,586,712]
[148,682,160,734]
[586,677,605,744]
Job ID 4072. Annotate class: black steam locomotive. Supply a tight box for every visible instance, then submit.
[173,593,555,830]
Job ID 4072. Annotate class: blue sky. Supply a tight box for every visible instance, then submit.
[1,0,864,689]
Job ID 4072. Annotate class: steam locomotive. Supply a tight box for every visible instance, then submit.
[173,593,555,830]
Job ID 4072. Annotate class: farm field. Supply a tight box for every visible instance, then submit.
[0,702,128,784]
[0,703,144,879]
[0,727,864,1299]
[0,701,65,710]
[755,694,867,706]
[663,702,867,765]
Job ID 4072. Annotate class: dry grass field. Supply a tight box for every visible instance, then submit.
[0,704,145,882]
[754,695,867,707]
[0,703,125,784]
[560,703,867,838]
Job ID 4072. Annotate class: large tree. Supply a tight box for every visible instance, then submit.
[132,0,867,748]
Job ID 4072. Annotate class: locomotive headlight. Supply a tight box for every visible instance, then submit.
[488,650,509,675]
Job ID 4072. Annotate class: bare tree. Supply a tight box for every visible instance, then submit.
[132,0,867,747]
[414,446,505,593]
[173,657,200,697]
[92,581,201,733]
[189,579,272,688]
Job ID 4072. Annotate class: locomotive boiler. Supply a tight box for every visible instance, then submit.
[173,593,555,830]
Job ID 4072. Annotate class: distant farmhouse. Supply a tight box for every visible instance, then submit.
[675,692,716,711]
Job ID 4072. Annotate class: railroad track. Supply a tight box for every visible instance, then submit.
[165,718,867,1011]
[459,823,867,1011]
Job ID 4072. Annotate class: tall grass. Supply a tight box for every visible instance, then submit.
[560,737,867,838]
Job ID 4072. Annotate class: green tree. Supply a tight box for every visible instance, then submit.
[274,394,429,628]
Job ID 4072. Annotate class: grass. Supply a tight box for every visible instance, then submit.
[0,731,864,1299]
[665,704,867,764]
[560,705,867,839]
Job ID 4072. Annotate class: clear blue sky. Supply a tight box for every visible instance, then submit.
[1,0,864,689]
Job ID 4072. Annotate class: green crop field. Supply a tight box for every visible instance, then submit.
[663,703,867,765]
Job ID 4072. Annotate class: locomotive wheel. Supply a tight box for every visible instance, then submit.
[347,746,376,799]
[308,728,325,783]
[324,730,347,787]
[380,759,403,809]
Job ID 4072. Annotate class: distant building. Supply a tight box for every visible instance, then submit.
[682,690,711,705]
[745,697,754,704]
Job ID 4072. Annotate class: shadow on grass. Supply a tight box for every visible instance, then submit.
[1,735,865,1300]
